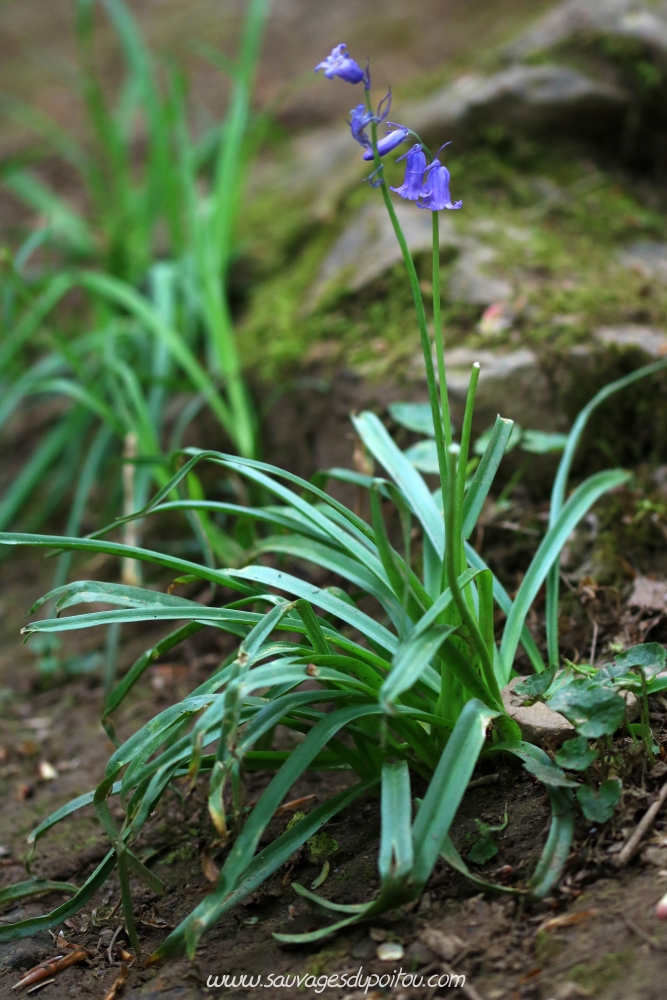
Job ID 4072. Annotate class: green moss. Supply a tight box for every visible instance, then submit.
[534,929,566,964]
[238,139,667,386]
[570,951,633,994]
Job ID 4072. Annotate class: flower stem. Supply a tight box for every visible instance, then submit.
[365,92,449,535]
[446,443,502,710]
[431,211,452,451]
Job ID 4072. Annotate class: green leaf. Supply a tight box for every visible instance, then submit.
[555,737,598,771]
[615,643,666,679]
[412,699,500,886]
[513,666,557,701]
[576,779,622,823]
[547,677,626,738]
[388,402,436,436]
[403,439,439,474]
[352,412,444,556]
[467,811,508,864]
[152,778,376,961]
[522,757,579,788]
[546,356,667,666]
[485,741,575,899]
[0,878,79,905]
[440,835,526,895]
[462,416,514,539]
[500,468,631,680]
[521,430,568,454]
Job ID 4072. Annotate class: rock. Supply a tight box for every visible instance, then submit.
[502,676,641,747]
[377,941,404,961]
[502,676,575,747]
[504,0,655,62]
[641,845,667,867]
[309,198,514,309]
[594,324,667,357]
[628,575,667,611]
[449,241,512,305]
[406,64,627,141]
[618,241,667,282]
[0,931,52,971]
[307,202,461,308]
[409,346,552,430]
[418,928,465,962]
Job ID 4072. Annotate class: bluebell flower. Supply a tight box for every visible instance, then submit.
[349,104,374,147]
[315,44,366,86]
[418,158,462,211]
[390,144,427,200]
[348,91,393,153]
[362,126,409,160]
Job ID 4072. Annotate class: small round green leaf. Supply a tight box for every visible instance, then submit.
[576,778,622,823]
[555,737,597,771]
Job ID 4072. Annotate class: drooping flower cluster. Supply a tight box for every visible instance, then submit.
[392,145,462,211]
[315,45,461,211]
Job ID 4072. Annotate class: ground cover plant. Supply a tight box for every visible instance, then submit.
[0,36,667,970]
[0,0,269,568]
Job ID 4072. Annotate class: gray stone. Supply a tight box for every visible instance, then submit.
[504,0,661,62]
[309,200,512,309]
[449,241,512,305]
[618,241,667,282]
[409,346,552,430]
[308,202,461,307]
[502,676,640,748]
[628,575,667,611]
[0,931,52,970]
[405,64,626,139]
[594,324,667,357]
[502,676,575,747]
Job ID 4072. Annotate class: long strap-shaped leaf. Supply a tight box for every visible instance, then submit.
[545,356,667,665]
[352,411,444,555]
[500,468,630,681]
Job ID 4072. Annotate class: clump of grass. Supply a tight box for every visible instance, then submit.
[0,0,271,559]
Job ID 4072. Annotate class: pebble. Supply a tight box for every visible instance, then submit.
[376,941,404,961]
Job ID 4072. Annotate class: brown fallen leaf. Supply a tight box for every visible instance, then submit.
[274,794,317,816]
[16,783,33,801]
[628,575,667,612]
[12,948,87,990]
[17,740,40,757]
[200,846,220,883]
[103,963,129,1000]
[538,908,599,933]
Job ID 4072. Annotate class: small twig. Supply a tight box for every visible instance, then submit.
[468,773,500,789]
[623,914,667,952]
[12,950,86,990]
[589,619,599,664]
[615,779,667,867]
[107,923,124,965]
[26,980,55,995]
[103,962,129,1000]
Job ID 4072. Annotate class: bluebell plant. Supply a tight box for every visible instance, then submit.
[1,40,667,964]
